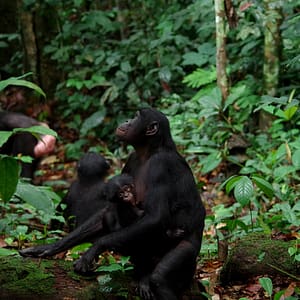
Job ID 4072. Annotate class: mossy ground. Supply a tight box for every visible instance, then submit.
[0,256,103,299]
[220,233,300,283]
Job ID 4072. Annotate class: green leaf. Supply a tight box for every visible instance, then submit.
[273,165,296,179]
[221,175,242,194]
[182,67,216,88]
[0,248,19,256]
[97,264,122,273]
[259,277,273,297]
[80,110,106,136]
[159,66,171,83]
[0,157,20,202]
[292,149,300,169]
[234,176,253,206]
[251,175,274,198]
[283,106,298,120]
[0,76,46,98]
[15,182,55,213]
[14,125,57,138]
[200,151,222,174]
[0,131,13,147]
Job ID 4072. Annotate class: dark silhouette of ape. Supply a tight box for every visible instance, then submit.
[62,152,110,229]
[20,108,206,300]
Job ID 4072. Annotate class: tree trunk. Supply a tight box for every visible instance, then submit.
[259,0,283,131]
[215,0,229,103]
[16,0,38,83]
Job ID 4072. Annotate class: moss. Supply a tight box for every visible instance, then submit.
[0,256,55,298]
[220,233,300,284]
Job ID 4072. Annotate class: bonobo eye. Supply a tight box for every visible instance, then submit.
[145,121,159,136]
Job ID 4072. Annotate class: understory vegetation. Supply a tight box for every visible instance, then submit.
[0,0,299,299]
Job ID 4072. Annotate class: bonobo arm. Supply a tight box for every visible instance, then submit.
[0,111,39,129]
[19,207,110,257]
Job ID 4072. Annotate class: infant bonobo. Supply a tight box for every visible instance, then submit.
[100,174,143,232]
[63,152,141,232]
[62,152,110,229]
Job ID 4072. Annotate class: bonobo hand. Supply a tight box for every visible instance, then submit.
[19,244,56,258]
[137,276,155,300]
[34,133,56,158]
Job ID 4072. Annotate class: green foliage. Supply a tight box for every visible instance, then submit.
[0,157,20,202]
[259,277,273,298]
[96,254,134,298]
[0,73,46,97]
[97,255,133,274]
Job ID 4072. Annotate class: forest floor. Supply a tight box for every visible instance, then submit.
[26,126,299,300]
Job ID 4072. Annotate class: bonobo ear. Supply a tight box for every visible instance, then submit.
[146,121,159,136]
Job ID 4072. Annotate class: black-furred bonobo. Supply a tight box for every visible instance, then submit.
[0,111,56,178]
[62,152,140,231]
[20,108,206,300]
[62,152,111,229]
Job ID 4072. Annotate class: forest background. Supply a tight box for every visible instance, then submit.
[0,0,299,299]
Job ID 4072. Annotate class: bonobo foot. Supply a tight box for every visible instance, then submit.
[73,255,97,275]
[19,244,56,258]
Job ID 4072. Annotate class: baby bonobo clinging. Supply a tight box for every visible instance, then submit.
[62,152,110,229]
[101,174,143,232]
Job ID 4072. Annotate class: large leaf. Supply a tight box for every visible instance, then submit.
[221,175,242,194]
[259,277,273,297]
[251,175,274,198]
[234,176,253,206]
[0,157,20,202]
[14,125,57,138]
[15,182,55,214]
[182,67,217,88]
[283,105,298,120]
[0,131,13,147]
[80,110,106,136]
[200,151,222,174]
[0,74,46,98]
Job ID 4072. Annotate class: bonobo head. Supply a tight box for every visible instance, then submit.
[115,108,176,150]
[105,174,136,206]
[77,152,110,180]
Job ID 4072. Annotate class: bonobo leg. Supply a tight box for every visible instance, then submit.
[144,240,199,300]
[19,207,110,257]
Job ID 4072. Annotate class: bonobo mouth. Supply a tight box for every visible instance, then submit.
[115,126,126,137]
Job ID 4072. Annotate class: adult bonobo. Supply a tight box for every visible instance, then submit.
[62,152,110,229]
[20,108,206,300]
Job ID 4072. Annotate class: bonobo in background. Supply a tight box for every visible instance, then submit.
[0,111,56,178]
[20,108,206,300]
[0,85,56,178]
[62,152,110,229]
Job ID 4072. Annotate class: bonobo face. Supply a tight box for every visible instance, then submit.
[119,184,136,206]
[115,109,159,145]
